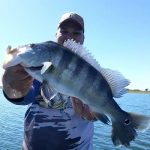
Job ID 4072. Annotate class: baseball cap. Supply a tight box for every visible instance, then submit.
[58,12,84,32]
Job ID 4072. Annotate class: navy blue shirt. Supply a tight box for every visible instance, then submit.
[5,80,94,150]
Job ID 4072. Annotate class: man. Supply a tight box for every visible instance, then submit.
[2,12,96,150]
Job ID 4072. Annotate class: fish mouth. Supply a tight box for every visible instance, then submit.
[25,65,43,71]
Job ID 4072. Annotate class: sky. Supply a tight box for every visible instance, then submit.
[0,0,150,90]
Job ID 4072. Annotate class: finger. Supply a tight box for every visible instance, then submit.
[81,105,94,120]
[72,97,97,121]
[5,65,30,80]
[81,104,98,121]
[6,64,23,72]
[9,75,33,90]
[7,64,28,75]
[19,74,33,81]
[72,98,84,114]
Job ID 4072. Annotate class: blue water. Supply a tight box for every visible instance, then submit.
[0,90,150,150]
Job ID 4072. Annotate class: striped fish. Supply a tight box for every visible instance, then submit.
[3,39,150,147]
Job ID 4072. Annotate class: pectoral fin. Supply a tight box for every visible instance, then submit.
[41,62,52,74]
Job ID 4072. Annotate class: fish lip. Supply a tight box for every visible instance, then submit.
[25,65,43,71]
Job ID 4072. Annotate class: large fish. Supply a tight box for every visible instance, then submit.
[3,39,150,147]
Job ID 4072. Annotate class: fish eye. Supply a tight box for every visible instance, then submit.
[124,119,131,125]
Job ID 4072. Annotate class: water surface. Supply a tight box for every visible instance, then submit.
[0,91,150,150]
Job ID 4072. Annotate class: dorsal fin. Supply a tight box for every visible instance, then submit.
[63,39,130,98]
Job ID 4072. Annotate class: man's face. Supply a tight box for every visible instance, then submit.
[56,21,84,45]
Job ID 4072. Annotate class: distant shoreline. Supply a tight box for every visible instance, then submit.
[0,86,149,94]
[128,90,150,94]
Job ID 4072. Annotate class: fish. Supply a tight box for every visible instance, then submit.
[3,39,150,147]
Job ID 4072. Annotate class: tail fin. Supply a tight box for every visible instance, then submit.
[129,112,150,132]
[111,112,150,147]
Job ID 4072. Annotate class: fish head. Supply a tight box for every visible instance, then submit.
[3,41,60,82]
[3,41,61,68]
[19,43,53,67]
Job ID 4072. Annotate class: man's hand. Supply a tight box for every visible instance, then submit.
[2,65,33,99]
[72,97,97,121]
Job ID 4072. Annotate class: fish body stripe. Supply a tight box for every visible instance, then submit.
[54,49,75,81]
[80,64,112,95]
